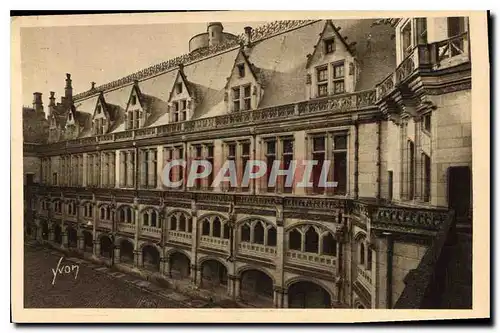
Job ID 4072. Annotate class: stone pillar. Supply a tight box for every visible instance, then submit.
[227,275,236,297]
[139,149,146,188]
[414,117,422,201]
[234,277,241,299]
[375,233,392,309]
[109,152,116,188]
[400,122,407,200]
[135,250,143,267]
[102,153,109,187]
[126,151,134,188]
[283,291,289,308]
[162,257,170,276]
[93,239,101,257]
[190,200,198,276]
[36,222,43,241]
[273,286,285,308]
[114,246,121,264]
[48,226,55,242]
[77,234,85,251]
[191,264,202,286]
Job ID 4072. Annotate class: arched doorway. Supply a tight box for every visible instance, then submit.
[200,259,227,291]
[83,231,93,253]
[240,269,274,307]
[66,227,78,248]
[288,281,332,308]
[100,235,113,258]
[169,252,190,279]
[54,224,62,244]
[142,245,160,271]
[120,239,134,264]
[41,221,49,240]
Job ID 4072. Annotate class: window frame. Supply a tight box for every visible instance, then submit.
[332,61,345,95]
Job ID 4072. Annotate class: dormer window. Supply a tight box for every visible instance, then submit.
[243,85,251,110]
[180,100,187,121]
[324,38,335,54]
[176,83,183,94]
[97,105,102,114]
[237,64,245,78]
[333,62,345,94]
[131,95,137,105]
[316,66,328,97]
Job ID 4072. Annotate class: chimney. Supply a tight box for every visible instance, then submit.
[49,91,55,106]
[91,82,96,90]
[65,73,73,105]
[32,92,43,113]
[244,26,253,47]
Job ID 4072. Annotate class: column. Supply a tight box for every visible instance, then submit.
[190,201,198,279]
[114,246,121,264]
[134,204,140,267]
[227,275,235,297]
[77,232,85,251]
[234,277,241,299]
[102,153,109,187]
[156,145,164,189]
[375,233,392,309]
[36,221,43,241]
[119,151,126,188]
[83,154,88,187]
[109,152,116,188]
[400,122,407,200]
[283,291,289,308]
[162,257,170,276]
[93,239,101,257]
[148,149,156,188]
[48,225,55,242]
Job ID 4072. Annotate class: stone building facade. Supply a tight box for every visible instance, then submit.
[23,17,471,308]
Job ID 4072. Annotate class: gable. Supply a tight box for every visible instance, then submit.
[168,69,193,103]
[93,95,108,120]
[126,84,145,115]
[225,49,259,90]
[307,21,354,69]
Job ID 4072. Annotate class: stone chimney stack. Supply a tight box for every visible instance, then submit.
[207,22,224,47]
[49,91,55,106]
[91,81,96,90]
[244,26,253,48]
[32,92,43,113]
[64,73,73,106]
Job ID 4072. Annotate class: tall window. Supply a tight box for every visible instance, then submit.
[193,145,203,190]
[134,110,140,128]
[241,142,251,192]
[179,100,187,121]
[232,87,240,111]
[415,18,428,44]
[447,17,466,37]
[333,134,347,194]
[401,21,412,58]
[226,142,237,192]
[282,138,294,193]
[265,139,276,193]
[423,113,431,132]
[243,85,251,111]
[312,136,326,194]
[206,145,214,190]
[423,153,431,203]
[127,111,134,129]
[316,66,328,97]
[332,62,345,94]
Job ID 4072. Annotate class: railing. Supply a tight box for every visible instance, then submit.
[199,236,229,252]
[141,225,161,238]
[118,223,136,234]
[357,265,373,290]
[285,249,336,271]
[98,220,112,229]
[238,242,276,259]
[394,210,456,308]
[167,230,192,244]
[37,89,376,152]
[436,32,469,63]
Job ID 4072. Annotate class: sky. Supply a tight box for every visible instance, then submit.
[20,21,265,108]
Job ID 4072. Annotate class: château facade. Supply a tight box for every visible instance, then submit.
[23,17,472,308]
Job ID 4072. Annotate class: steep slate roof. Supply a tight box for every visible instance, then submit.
[69,19,396,137]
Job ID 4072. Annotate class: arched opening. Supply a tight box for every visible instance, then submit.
[120,239,134,264]
[151,211,158,228]
[288,281,331,308]
[202,219,210,236]
[359,242,365,265]
[143,212,150,226]
[240,269,274,307]
[142,245,160,271]
[200,259,228,291]
[267,226,277,246]
[83,231,93,252]
[41,221,49,240]
[179,214,186,231]
[289,229,301,250]
[100,235,113,258]
[66,227,78,248]
[170,215,177,231]
[253,222,265,244]
[54,224,62,244]
[304,227,319,253]
[241,224,251,242]
[322,233,337,256]
[212,217,221,238]
[169,251,191,279]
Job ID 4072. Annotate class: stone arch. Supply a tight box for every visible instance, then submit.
[53,223,62,244]
[81,230,93,252]
[236,265,276,285]
[119,238,135,264]
[99,233,113,258]
[197,212,228,223]
[238,266,275,307]
[199,256,228,290]
[40,219,49,240]
[165,247,192,261]
[141,207,160,228]
[167,249,191,279]
[284,221,335,234]
[354,231,367,242]
[116,204,135,224]
[141,243,161,271]
[285,277,334,308]
[236,216,275,227]
[66,226,78,248]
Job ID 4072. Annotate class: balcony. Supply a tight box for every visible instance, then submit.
[199,236,229,252]
[98,220,112,230]
[285,249,336,271]
[357,265,373,291]
[117,223,135,234]
[238,242,276,259]
[376,32,470,101]
[141,225,161,238]
[167,230,192,245]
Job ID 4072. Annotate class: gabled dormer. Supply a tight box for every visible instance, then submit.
[224,48,263,112]
[305,20,360,100]
[64,105,90,140]
[47,112,62,143]
[168,66,196,123]
[92,92,111,135]
[124,81,148,130]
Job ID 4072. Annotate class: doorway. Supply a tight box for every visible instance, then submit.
[448,166,472,222]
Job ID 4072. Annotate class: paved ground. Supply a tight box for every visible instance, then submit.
[24,244,212,308]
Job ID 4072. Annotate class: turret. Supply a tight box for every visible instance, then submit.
[207,22,224,47]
